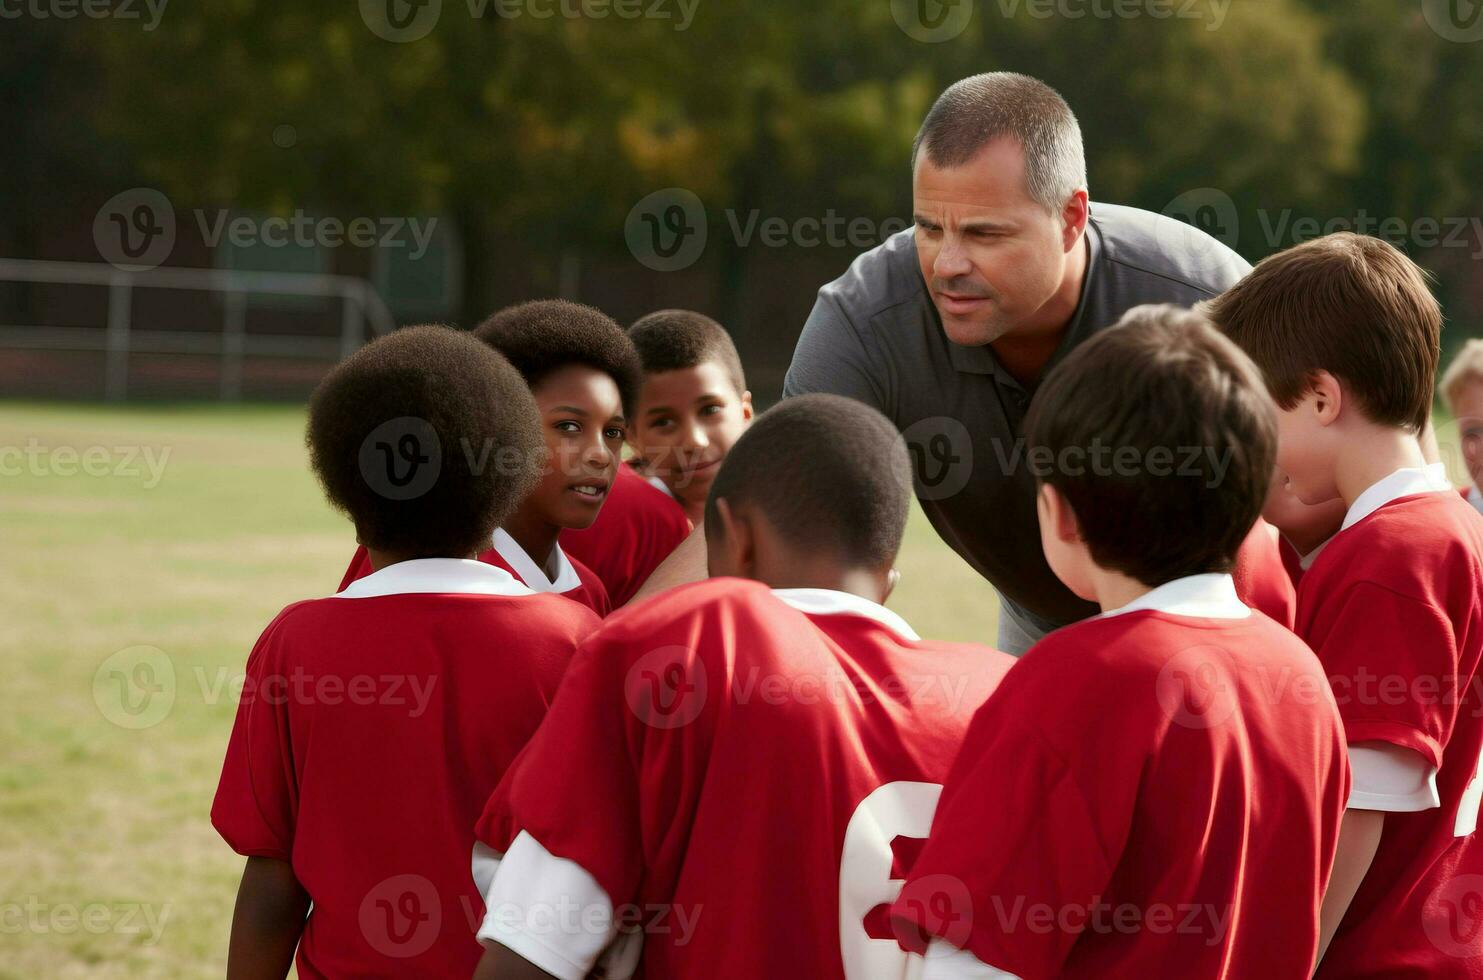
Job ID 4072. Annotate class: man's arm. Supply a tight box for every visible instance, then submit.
[472,945,559,980]
[225,856,309,980]
[628,524,707,605]
[782,291,890,411]
[1316,808,1384,968]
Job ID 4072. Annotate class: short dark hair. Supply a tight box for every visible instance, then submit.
[1024,305,1277,586]
[474,300,642,415]
[1206,233,1441,434]
[704,394,910,568]
[628,309,747,395]
[307,324,542,557]
[911,72,1087,213]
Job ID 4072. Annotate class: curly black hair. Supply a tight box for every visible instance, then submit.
[473,300,642,416]
[628,309,746,395]
[307,324,543,558]
[704,393,912,569]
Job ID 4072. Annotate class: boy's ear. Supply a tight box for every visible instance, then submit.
[883,567,901,603]
[1038,483,1081,543]
[1309,370,1343,427]
[709,496,755,578]
[740,390,755,421]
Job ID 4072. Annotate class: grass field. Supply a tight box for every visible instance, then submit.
[0,401,1000,978]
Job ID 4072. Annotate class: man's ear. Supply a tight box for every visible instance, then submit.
[740,390,755,421]
[710,496,755,579]
[1310,370,1344,427]
[1060,189,1091,252]
[1038,482,1081,543]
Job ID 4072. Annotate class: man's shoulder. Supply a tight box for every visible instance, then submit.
[815,227,927,321]
[1089,201,1251,299]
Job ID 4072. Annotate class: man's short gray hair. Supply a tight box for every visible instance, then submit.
[912,72,1088,214]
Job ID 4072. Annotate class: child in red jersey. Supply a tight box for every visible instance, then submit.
[1209,233,1483,977]
[471,394,1015,980]
[1442,339,1483,516]
[212,327,600,979]
[562,310,751,605]
[892,306,1349,979]
[337,300,642,616]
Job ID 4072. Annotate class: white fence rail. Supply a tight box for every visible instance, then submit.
[0,258,396,400]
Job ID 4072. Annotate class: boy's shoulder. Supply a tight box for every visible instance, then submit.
[1307,491,1483,601]
[599,577,780,639]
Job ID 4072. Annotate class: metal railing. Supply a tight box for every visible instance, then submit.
[0,258,396,400]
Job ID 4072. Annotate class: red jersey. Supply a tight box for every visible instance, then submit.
[337,529,610,616]
[476,578,1014,979]
[211,559,599,980]
[1299,490,1483,978]
[1231,517,1298,628]
[892,576,1349,978]
[562,462,691,607]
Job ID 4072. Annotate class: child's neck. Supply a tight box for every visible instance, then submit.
[1334,424,1427,509]
[365,547,477,573]
[1085,564,1158,615]
[501,508,562,579]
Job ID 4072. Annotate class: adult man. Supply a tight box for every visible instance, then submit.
[784,72,1250,652]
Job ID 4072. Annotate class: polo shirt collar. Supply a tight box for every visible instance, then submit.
[944,216,1104,387]
[771,588,922,641]
[1100,572,1250,620]
[334,558,533,599]
[1342,464,1454,532]
[493,528,582,594]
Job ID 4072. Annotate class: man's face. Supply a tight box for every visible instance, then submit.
[912,137,1077,347]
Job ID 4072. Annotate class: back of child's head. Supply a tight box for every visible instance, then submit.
[1442,339,1483,416]
[1205,232,1441,435]
[1024,304,1277,586]
[474,299,642,414]
[629,309,747,395]
[307,324,542,558]
[704,393,910,569]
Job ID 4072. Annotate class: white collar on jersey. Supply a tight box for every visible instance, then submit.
[1099,573,1250,621]
[1302,461,1453,569]
[644,473,676,500]
[333,558,534,599]
[492,528,582,594]
[1470,484,1483,516]
[771,588,922,642]
[1342,463,1454,532]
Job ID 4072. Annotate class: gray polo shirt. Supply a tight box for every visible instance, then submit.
[783,202,1250,632]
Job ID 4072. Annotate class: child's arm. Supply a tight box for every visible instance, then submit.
[226,856,310,980]
[472,944,560,980]
[1315,808,1385,969]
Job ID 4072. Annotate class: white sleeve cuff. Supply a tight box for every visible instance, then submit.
[476,830,618,980]
[471,840,502,900]
[923,938,1023,979]
[1347,743,1440,812]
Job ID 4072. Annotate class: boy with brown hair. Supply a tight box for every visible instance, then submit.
[1208,233,1483,976]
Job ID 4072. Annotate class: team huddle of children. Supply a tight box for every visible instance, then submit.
[212,232,1483,980]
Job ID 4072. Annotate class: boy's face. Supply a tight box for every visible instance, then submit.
[628,360,753,506]
[1261,464,1346,556]
[526,364,626,531]
[1273,392,1342,506]
[1454,379,1483,490]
